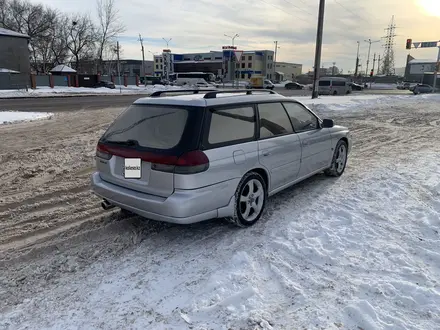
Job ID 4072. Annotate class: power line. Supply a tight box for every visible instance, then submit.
[281,0,314,16]
[333,0,379,25]
[256,0,310,23]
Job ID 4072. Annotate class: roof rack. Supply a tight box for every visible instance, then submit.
[150,89,217,97]
[203,89,278,99]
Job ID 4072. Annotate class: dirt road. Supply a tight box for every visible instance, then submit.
[0,95,439,326]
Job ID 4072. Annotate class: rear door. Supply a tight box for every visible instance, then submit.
[96,104,197,198]
[257,102,301,191]
[282,102,332,177]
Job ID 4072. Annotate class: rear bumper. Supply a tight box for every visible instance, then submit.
[91,172,238,224]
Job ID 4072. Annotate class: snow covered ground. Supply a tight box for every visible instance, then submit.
[0,84,183,98]
[0,111,53,125]
[1,94,440,329]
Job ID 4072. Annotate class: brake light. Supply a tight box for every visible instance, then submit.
[96,143,112,160]
[152,150,209,174]
[96,143,209,174]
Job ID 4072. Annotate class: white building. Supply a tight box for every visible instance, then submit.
[274,62,303,81]
[153,49,280,81]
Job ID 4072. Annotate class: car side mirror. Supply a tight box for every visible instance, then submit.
[322,119,334,128]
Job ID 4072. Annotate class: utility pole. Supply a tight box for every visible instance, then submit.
[433,46,440,92]
[116,41,121,94]
[377,55,381,75]
[370,53,376,89]
[364,38,380,76]
[274,41,280,80]
[311,0,325,99]
[354,41,360,77]
[139,34,146,86]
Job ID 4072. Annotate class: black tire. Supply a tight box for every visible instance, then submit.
[333,90,338,95]
[325,140,348,177]
[227,172,268,227]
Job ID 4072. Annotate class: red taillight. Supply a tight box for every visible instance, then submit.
[96,143,112,160]
[96,143,209,174]
[152,150,209,174]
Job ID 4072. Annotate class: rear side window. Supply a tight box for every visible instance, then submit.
[319,80,330,86]
[258,102,293,139]
[207,106,255,145]
[283,102,318,132]
[102,104,188,149]
[332,80,346,86]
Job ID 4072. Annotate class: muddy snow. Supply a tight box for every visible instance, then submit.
[0,94,439,330]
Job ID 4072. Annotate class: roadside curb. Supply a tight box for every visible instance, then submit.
[0,93,153,100]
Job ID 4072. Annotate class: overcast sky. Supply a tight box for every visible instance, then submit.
[31,0,440,73]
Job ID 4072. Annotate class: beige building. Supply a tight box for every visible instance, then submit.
[274,62,303,81]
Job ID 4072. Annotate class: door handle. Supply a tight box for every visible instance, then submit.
[262,152,271,156]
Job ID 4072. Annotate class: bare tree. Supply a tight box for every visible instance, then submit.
[67,14,97,72]
[96,0,125,73]
[0,0,59,72]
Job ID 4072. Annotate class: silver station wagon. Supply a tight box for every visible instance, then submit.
[91,89,351,227]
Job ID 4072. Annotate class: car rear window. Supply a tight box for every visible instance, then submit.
[102,104,188,149]
[319,80,330,86]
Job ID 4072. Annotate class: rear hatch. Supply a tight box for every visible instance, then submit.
[95,103,204,198]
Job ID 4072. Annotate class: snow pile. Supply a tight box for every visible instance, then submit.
[0,84,183,98]
[368,83,398,90]
[0,111,53,125]
[2,149,439,329]
[296,94,414,112]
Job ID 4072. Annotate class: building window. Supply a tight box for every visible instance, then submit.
[248,73,251,79]
[204,57,211,60]
[267,64,270,69]
[267,74,269,79]
[160,65,163,69]
[242,56,245,61]
[241,63,245,68]
[248,62,252,68]
[236,63,240,68]
[215,57,222,60]
[155,59,159,63]
[155,65,159,69]
[241,73,245,79]
[248,56,252,61]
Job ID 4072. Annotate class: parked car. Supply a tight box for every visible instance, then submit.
[92,89,351,227]
[318,77,351,95]
[95,80,115,89]
[349,82,364,91]
[285,82,304,90]
[410,84,433,94]
[264,79,275,90]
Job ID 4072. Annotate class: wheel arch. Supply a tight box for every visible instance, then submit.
[247,167,270,190]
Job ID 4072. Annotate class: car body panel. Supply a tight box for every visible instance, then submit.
[91,91,351,224]
[258,134,301,191]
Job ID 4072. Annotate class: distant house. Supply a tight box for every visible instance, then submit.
[0,27,31,89]
[50,64,77,75]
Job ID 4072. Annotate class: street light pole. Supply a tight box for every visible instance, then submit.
[224,33,239,47]
[224,33,239,86]
[311,0,326,99]
[364,38,380,76]
[139,34,146,86]
[162,37,172,48]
